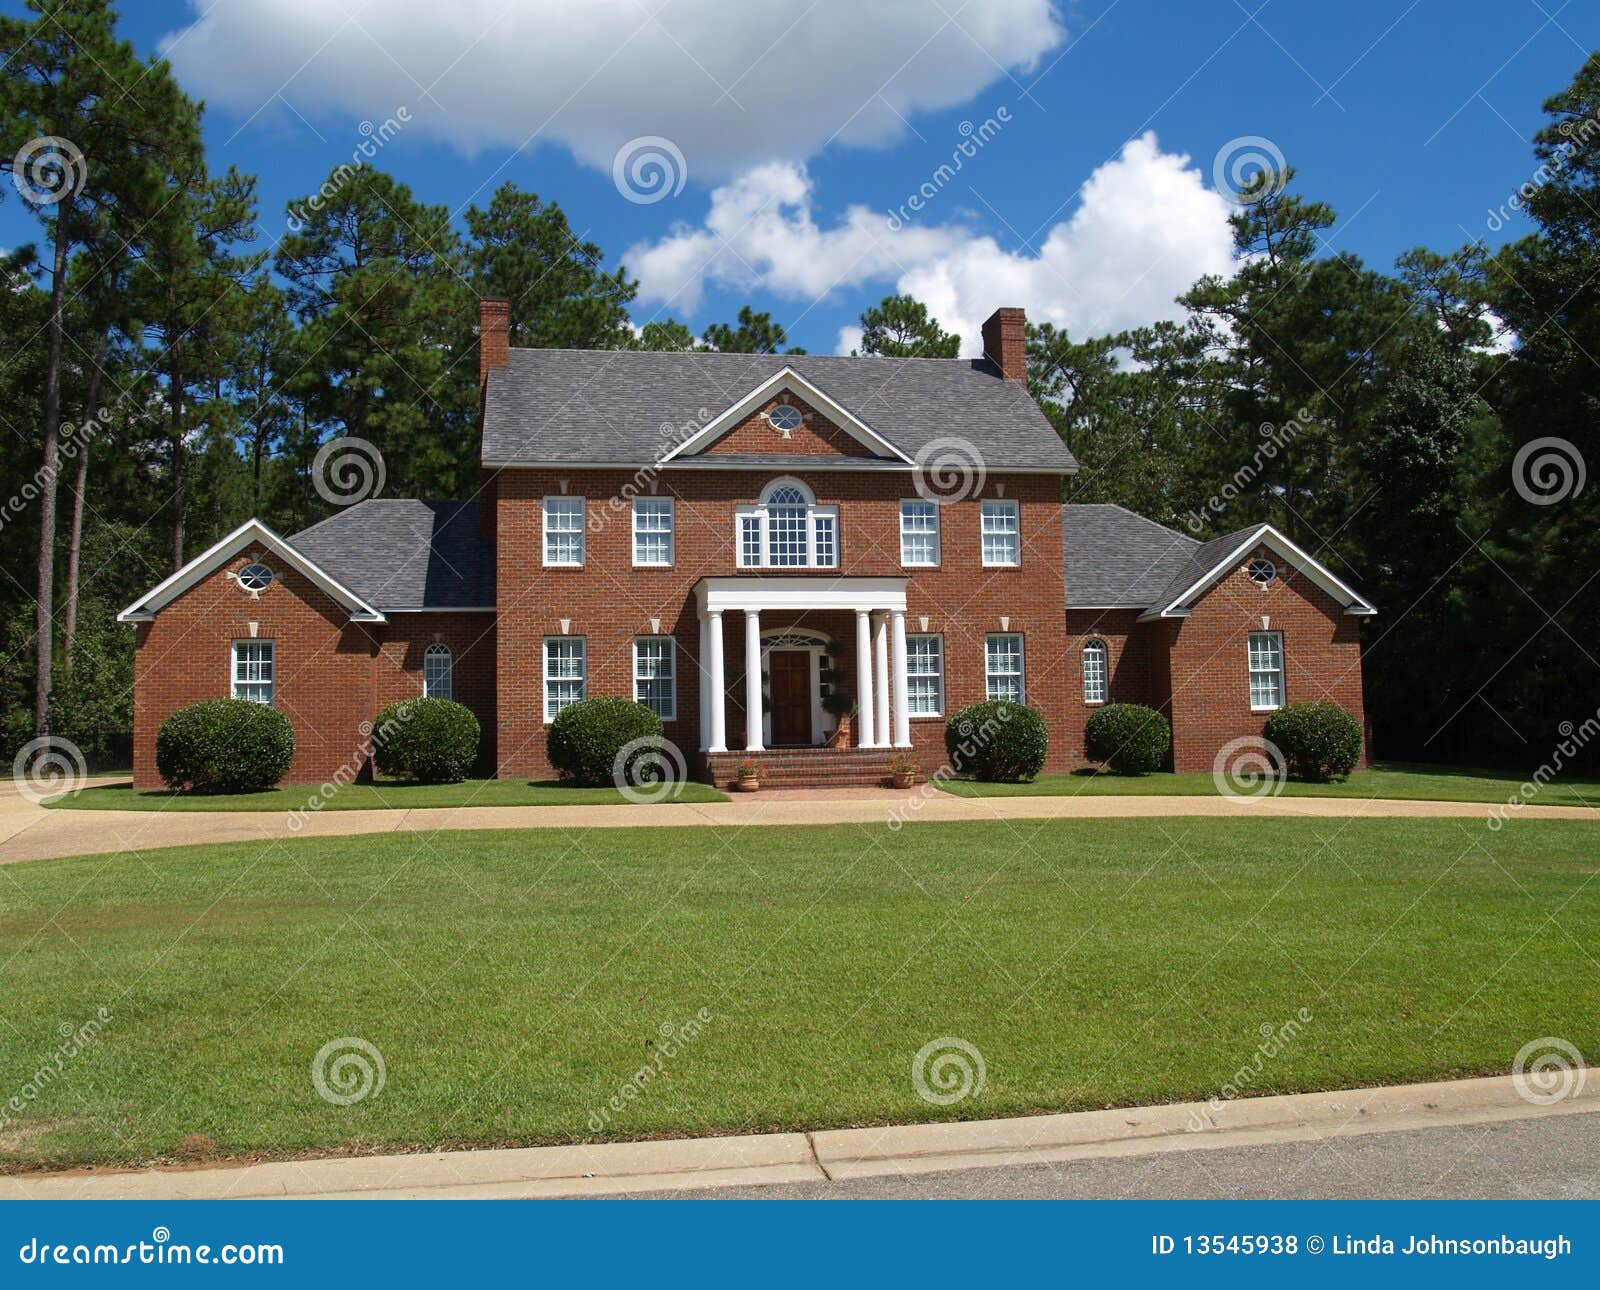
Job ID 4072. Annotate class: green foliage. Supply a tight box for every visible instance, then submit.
[155,699,294,794]
[1264,703,1363,783]
[371,697,480,784]
[702,306,802,354]
[855,294,960,357]
[1084,703,1172,775]
[547,696,664,787]
[945,701,1049,782]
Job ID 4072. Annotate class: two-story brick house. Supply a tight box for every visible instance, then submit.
[119,301,1374,789]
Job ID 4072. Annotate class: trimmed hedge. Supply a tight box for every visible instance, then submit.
[945,700,1049,782]
[548,696,664,787]
[372,697,480,784]
[1264,702,1362,782]
[1083,703,1171,775]
[155,699,295,794]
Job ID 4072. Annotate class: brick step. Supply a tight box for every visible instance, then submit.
[703,747,917,789]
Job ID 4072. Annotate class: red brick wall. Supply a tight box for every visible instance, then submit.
[1162,545,1366,773]
[703,394,876,457]
[1061,609,1150,765]
[131,549,498,789]
[493,468,1072,780]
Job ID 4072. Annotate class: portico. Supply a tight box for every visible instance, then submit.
[695,577,912,754]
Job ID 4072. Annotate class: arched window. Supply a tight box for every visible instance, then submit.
[1082,639,1108,705]
[736,478,838,569]
[424,643,454,700]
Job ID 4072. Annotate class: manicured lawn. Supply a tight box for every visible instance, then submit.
[41,777,727,811]
[1,818,1596,1170]
[935,761,1600,808]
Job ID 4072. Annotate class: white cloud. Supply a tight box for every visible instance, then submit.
[161,0,1064,177]
[628,133,1239,351]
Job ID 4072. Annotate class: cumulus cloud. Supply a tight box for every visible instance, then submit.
[160,0,1064,177]
[625,133,1239,352]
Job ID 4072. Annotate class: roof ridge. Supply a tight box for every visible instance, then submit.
[505,346,978,363]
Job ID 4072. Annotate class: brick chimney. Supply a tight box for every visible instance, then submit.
[479,297,510,391]
[981,307,1027,382]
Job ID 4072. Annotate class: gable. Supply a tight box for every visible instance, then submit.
[701,392,880,459]
[1141,524,1376,620]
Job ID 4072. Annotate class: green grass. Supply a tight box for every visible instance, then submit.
[1,818,1596,1171]
[41,777,727,811]
[935,761,1600,808]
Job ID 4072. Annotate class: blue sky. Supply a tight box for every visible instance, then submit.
[4,0,1596,353]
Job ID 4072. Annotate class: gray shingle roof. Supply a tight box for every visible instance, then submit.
[481,348,1076,471]
[1147,524,1269,610]
[290,499,494,610]
[1062,504,1204,607]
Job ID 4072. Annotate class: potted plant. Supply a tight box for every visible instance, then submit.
[889,751,919,789]
[822,692,857,747]
[733,759,764,792]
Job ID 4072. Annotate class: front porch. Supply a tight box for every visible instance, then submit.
[702,746,912,790]
[694,576,916,765]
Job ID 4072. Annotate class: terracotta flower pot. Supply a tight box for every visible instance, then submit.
[734,776,761,792]
[891,771,915,789]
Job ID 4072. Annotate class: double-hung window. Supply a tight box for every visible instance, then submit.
[544,637,586,720]
[981,499,1020,566]
[633,636,677,721]
[736,479,839,569]
[632,498,675,567]
[1083,639,1108,705]
[543,497,585,566]
[232,640,275,704]
[900,500,941,567]
[1248,631,1285,710]
[423,643,453,700]
[985,633,1025,703]
[905,635,944,716]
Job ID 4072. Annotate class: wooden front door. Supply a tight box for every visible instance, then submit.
[768,651,812,745]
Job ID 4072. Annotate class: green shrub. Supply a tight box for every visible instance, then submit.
[372,697,480,784]
[548,696,664,786]
[1083,703,1171,775]
[1264,702,1362,782]
[155,699,295,794]
[945,701,1049,782]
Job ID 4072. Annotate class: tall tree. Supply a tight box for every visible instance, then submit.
[854,294,960,357]
[701,306,803,354]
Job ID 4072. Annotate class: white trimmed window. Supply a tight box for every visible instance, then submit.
[906,634,944,716]
[985,633,1025,703]
[1083,639,1108,705]
[899,500,941,567]
[232,640,275,704]
[543,497,585,566]
[633,636,677,721]
[736,479,839,569]
[632,497,675,567]
[423,643,453,700]
[981,499,1020,566]
[1248,631,1285,711]
[544,637,586,720]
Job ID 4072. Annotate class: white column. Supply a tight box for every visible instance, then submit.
[707,610,727,753]
[854,609,876,749]
[697,613,710,751]
[872,612,891,750]
[891,610,912,748]
[744,609,764,752]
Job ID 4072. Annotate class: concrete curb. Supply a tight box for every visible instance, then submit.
[5,1072,1594,1200]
